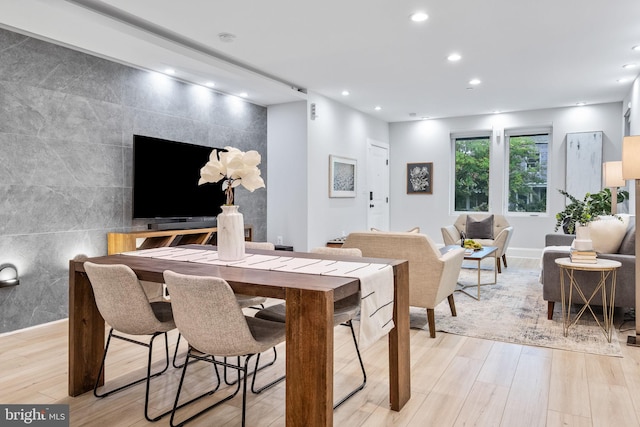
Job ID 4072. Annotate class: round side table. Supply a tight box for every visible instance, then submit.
[554,257,621,343]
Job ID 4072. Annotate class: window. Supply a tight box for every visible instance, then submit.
[453,135,491,212]
[507,131,549,213]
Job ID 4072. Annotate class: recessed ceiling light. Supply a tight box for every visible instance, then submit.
[493,110,501,114]
[447,53,462,62]
[623,63,637,69]
[421,116,430,120]
[205,82,215,87]
[165,68,175,75]
[576,102,587,106]
[469,79,481,85]
[374,106,382,111]
[632,45,640,51]
[617,78,629,83]
[410,11,428,22]
[239,92,248,98]
[341,90,350,96]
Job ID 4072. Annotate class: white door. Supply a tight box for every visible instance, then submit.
[367,139,389,230]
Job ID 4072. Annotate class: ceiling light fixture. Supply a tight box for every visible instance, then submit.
[239,92,248,98]
[576,102,587,106]
[469,79,481,85]
[374,106,382,111]
[623,63,637,69]
[617,78,629,83]
[447,53,462,62]
[633,45,640,52]
[205,82,215,87]
[341,90,350,96]
[164,68,175,75]
[410,11,429,22]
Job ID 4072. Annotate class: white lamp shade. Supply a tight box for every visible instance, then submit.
[603,161,626,187]
[622,135,640,179]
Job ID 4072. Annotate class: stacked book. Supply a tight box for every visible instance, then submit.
[570,248,597,263]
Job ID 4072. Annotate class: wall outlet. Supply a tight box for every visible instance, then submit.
[276,235,283,245]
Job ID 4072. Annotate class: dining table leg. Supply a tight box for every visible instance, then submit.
[68,261,105,396]
[285,288,334,427]
[389,260,411,411]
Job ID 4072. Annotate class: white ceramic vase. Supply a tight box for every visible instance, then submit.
[217,205,245,261]
[574,224,593,251]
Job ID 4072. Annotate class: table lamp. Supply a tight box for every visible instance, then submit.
[622,135,640,346]
[603,161,626,214]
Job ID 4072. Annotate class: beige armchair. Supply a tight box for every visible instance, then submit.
[441,214,514,273]
[343,231,465,338]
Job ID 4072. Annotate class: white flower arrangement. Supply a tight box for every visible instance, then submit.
[198,146,265,205]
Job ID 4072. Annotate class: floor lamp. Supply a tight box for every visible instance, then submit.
[603,161,626,214]
[622,136,640,347]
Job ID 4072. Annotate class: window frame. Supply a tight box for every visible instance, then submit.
[451,131,492,213]
[504,127,552,216]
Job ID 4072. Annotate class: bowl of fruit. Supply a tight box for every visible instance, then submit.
[463,239,482,251]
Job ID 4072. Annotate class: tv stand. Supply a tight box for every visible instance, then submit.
[107,226,253,255]
[148,220,217,231]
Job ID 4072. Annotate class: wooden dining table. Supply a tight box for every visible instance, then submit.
[68,245,411,426]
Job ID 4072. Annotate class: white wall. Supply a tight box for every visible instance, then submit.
[389,102,623,256]
[306,92,389,250]
[267,101,308,251]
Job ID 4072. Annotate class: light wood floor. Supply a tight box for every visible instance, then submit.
[2,258,640,426]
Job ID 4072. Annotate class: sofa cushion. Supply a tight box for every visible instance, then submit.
[466,215,494,239]
[589,216,628,254]
[618,224,636,255]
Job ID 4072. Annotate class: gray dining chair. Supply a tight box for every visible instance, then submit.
[253,246,367,409]
[163,270,286,427]
[83,262,177,422]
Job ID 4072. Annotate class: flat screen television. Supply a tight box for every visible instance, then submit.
[132,135,226,220]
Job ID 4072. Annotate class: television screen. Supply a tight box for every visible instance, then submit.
[132,135,226,219]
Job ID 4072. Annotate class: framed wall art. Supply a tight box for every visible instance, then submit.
[329,155,357,198]
[407,162,433,194]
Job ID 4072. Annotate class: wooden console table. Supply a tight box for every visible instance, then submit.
[107,226,253,254]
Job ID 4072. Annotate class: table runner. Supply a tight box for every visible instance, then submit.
[123,247,394,350]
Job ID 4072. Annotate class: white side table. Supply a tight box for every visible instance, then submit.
[555,257,621,342]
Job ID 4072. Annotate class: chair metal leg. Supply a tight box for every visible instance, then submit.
[224,346,278,386]
[250,349,286,394]
[94,329,173,422]
[170,350,252,427]
[333,320,367,410]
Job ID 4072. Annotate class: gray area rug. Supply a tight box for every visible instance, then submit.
[410,263,623,357]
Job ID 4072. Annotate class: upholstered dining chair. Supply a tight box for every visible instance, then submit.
[83,262,177,422]
[253,246,367,409]
[163,270,286,427]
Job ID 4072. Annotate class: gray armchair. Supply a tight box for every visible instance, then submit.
[441,213,514,273]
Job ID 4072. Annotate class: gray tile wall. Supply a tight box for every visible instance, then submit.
[0,28,268,333]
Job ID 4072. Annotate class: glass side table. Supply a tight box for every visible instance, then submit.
[555,257,621,342]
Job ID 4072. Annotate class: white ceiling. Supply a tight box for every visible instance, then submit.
[1,0,640,122]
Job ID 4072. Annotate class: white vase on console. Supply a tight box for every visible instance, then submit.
[217,205,245,261]
[574,224,593,251]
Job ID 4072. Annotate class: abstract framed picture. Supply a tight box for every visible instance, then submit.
[407,162,433,194]
[329,155,357,198]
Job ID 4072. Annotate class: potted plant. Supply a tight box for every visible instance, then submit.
[554,188,629,234]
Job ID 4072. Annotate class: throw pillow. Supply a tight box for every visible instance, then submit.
[465,215,494,239]
[618,224,636,255]
[589,216,628,254]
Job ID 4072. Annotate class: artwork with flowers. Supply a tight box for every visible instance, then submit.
[407,162,433,194]
[198,146,265,205]
[329,155,357,198]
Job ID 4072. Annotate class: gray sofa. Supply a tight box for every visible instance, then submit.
[540,224,636,320]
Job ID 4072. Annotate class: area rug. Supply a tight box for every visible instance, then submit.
[410,264,623,357]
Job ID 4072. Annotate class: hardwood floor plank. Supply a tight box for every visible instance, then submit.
[546,410,592,427]
[453,382,510,427]
[548,349,590,418]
